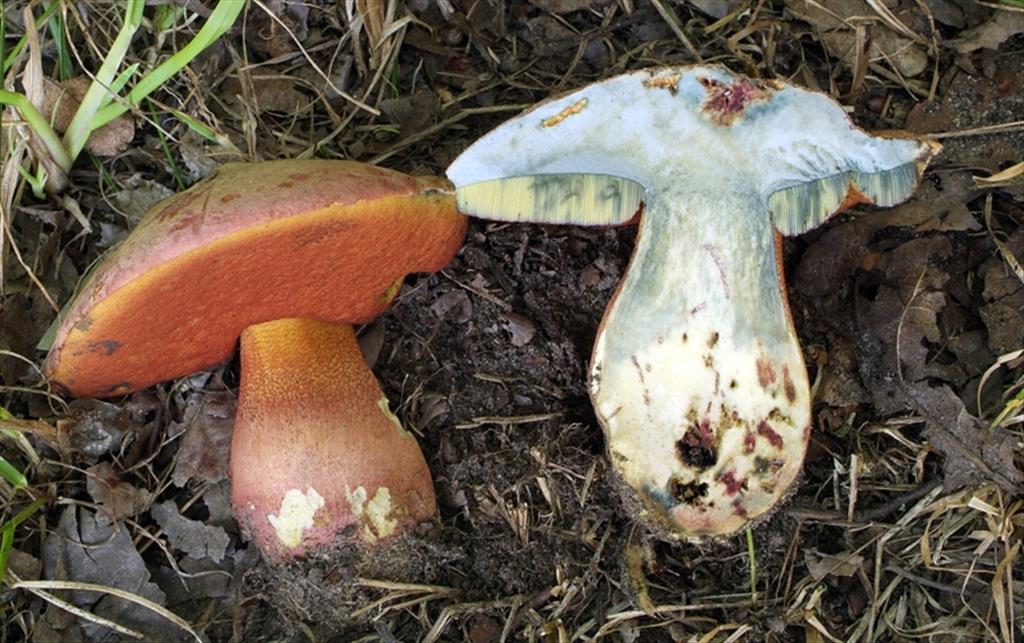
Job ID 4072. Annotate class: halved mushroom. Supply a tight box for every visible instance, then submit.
[45,160,467,560]
[447,66,938,537]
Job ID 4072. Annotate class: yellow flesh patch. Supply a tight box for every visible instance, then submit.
[346,485,399,542]
[268,487,326,548]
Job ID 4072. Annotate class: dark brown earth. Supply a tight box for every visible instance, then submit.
[1,1,1022,641]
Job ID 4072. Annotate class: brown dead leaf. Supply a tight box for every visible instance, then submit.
[86,462,154,521]
[66,399,136,458]
[503,312,537,347]
[171,392,235,487]
[245,0,309,59]
[785,0,929,78]
[40,507,176,641]
[804,550,865,582]
[875,170,980,231]
[109,174,176,225]
[855,237,954,411]
[818,335,868,407]
[223,76,308,115]
[951,9,1024,53]
[151,501,230,563]
[795,218,875,297]
[908,383,1024,493]
[42,77,134,157]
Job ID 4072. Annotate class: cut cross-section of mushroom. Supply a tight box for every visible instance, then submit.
[44,160,466,560]
[448,66,938,538]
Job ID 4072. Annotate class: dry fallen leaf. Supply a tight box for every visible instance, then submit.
[42,77,135,157]
[804,550,866,582]
[244,0,309,59]
[41,507,177,641]
[171,392,236,487]
[151,501,231,563]
[785,0,929,78]
[66,399,136,458]
[908,383,1024,493]
[86,462,154,521]
[951,9,1024,53]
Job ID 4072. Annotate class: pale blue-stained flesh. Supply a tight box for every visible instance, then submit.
[446,65,935,538]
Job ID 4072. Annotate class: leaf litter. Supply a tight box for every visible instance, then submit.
[1,1,1022,641]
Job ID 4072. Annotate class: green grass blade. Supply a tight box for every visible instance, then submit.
[0,457,26,488]
[44,1,73,80]
[91,0,245,130]
[0,497,48,581]
[1,3,60,76]
[0,89,72,172]
[62,0,145,160]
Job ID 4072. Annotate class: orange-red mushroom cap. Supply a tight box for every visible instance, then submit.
[44,160,466,397]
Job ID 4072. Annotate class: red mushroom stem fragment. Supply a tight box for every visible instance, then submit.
[44,160,466,560]
[447,66,939,538]
[232,319,435,560]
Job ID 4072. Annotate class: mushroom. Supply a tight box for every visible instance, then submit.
[447,67,938,537]
[44,160,467,560]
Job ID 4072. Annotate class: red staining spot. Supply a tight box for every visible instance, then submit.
[757,358,777,388]
[757,420,783,449]
[220,193,241,204]
[278,181,295,189]
[718,470,746,495]
[743,431,756,454]
[702,244,730,299]
[783,366,797,403]
[169,212,204,234]
[153,184,211,224]
[699,76,775,126]
[288,172,311,182]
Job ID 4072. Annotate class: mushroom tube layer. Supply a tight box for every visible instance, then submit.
[448,66,937,537]
[45,160,465,398]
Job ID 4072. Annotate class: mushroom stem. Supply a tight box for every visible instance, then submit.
[230,318,436,561]
[592,190,808,537]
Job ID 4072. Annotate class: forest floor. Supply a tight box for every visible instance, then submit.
[1,1,1022,641]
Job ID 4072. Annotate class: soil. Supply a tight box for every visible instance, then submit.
[1,1,1022,642]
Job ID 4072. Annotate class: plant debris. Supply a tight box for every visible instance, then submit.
[2,1,1021,641]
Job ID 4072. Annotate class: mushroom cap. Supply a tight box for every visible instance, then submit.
[45,160,466,397]
[231,318,436,561]
[448,66,935,231]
